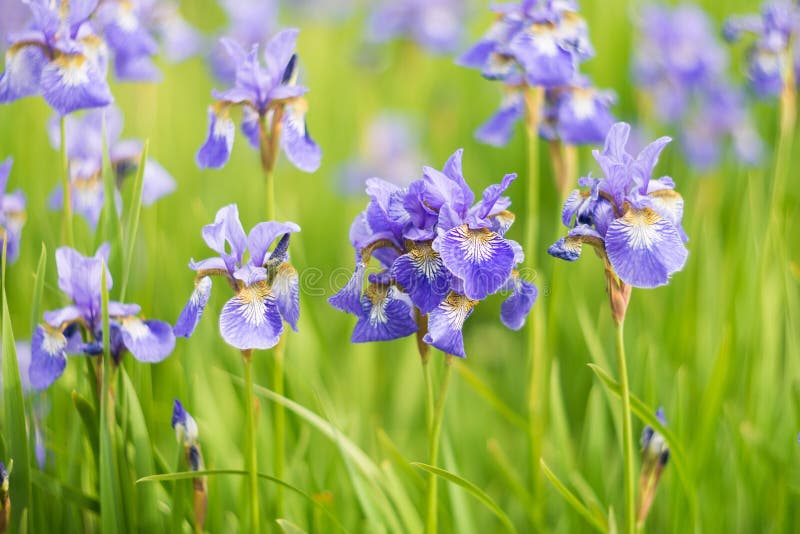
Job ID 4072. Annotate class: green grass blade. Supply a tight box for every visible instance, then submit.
[30,471,99,514]
[119,367,160,530]
[487,439,537,525]
[70,391,99,462]
[276,518,308,534]
[376,428,425,491]
[2,240,31,533]
[540,459,607,533]
[138,470,350,533]
[454,362,527,431]
[98,117,122,271]
[29,243,46,331]
[99,260,124,533]
[119,141,148,302]
[411,462,517,534]
[587,364,696,515]
[442,435,477,534]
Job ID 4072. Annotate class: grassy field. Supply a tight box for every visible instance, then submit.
[1,0,799,532]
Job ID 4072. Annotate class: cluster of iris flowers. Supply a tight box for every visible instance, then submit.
[330,149,537,358]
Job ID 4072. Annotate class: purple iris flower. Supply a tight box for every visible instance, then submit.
[462,2,613,148]
[724,1,800,98]
[46,105,175,229]
[548,123,688,289]
[330,149,536,358]
[339,113,423,194]
[367,0,465,54]
[634,4,763,169]
[0,0,113,115]
[458,1,592,88]
[0,158,26,264]
[197,29,321,173]
[174,204,301,351]
[29,244,176,390]
[209,0,278,83]
[93,0,202,81]
[172,399,204,471]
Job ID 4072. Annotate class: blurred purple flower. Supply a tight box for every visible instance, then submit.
[458,1,592,88]
[0,0,113,115]
[540,75,616,145]
[549,123,688,289]
[46,105,175,229]
[367,0,465,54]
[197,29,321,173]
[0,158,26,264]
[724,1,800,98]
[30,244,176,390]
[635,3,763,169]
[210,0,278,83]
[330,149,536,358]
[340,113,423,194]
[174,204,301,351]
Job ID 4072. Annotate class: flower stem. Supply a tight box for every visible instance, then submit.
[614,319,635,534]
[242,350,260,532]
[523,84,547,527]
[265,167,276,222]
[273,335,286,517]
[425,354,454,534]
[59,116,74,247]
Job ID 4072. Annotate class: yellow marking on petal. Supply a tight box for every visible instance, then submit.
[365,284,391,326]
[54,54,90,87]
[619,207,663,250]
[441,293,478,330]
[455,225,498,263]
[41,324,68,356]
[234,281,273,327]
[409,242,442,279]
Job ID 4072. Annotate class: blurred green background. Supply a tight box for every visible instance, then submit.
[1,0,799,531]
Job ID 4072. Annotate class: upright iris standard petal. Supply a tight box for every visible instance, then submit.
[196,106,235,169]
[272,263,300,331]
[500,276,538,330]
[423,293,477,358]
[118,317,176,363]
[436,225,515,300]
[172,398,199,445]
[604,207,688,288]
[247,221,300,267]
[329,262,366,315]
[174,276,212,338]
[40,54,113,115]
[351,285,417,343]
[391,243,451,313]
[280,105,322,173]
[219,284,284,350]
[29,325,69,391]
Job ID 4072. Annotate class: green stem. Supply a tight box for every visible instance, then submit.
[242,351,260,532]
[265,168,276,222]
[59,116,74,247]
[273,336,286,517]
[523,85,547,527]
[615,320,635,534]
[425,354,454,534]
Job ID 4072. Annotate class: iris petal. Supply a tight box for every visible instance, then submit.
[219,284,284,350]
[272,263,300,331]
[41,54,113,115]
[119,317,176,363]
[435,224,515,300]
[351,286,416,343]
[29,325,68,391]
[423,293,477,358]
[196,106,235,169]
[174,276,212,338]
[605,207,688,288]
[391,244,451,313]
[329,263,366,316]
[500,277,538,330]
